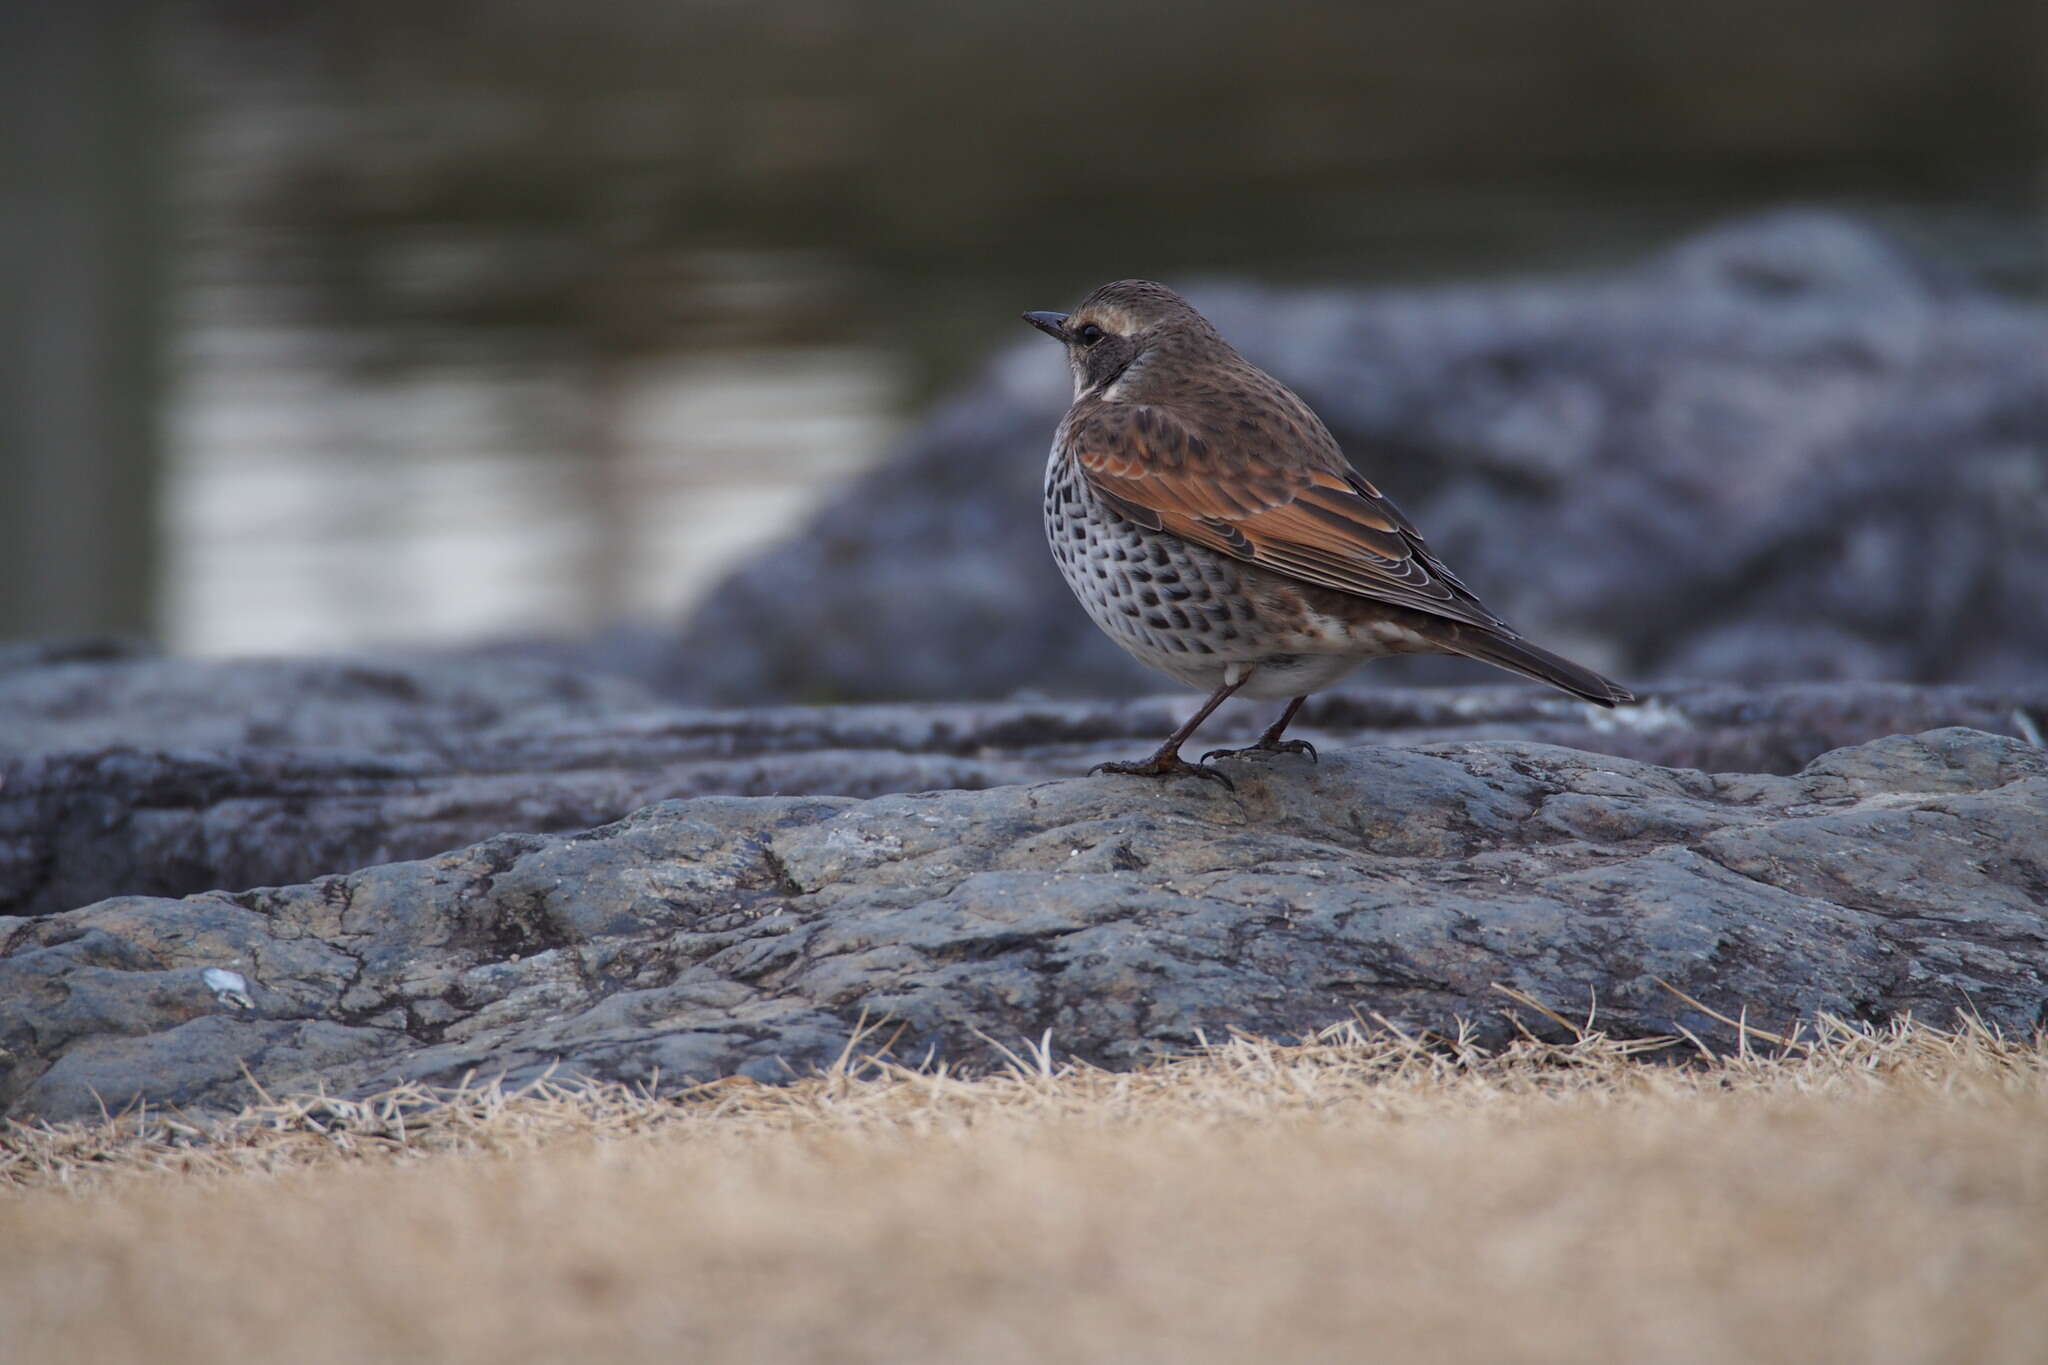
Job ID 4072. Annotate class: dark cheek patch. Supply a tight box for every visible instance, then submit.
[1085,340,1136,393]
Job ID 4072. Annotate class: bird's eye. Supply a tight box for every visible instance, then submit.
[1077,323,1105,346]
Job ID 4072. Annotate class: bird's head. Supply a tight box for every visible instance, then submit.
[1023,279,1223,401]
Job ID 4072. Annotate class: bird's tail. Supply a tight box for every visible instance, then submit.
[1441,625,1634,707]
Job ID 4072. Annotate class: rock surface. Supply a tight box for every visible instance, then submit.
[6,648,2045,919]
[4,725,2044,1124]
[667,212,2048,703]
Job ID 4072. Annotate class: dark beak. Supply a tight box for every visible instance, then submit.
[1022,311,1071,342]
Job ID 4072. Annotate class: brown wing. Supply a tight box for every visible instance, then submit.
[1064,399,1507,632]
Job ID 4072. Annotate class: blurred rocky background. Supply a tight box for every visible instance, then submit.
[672,215,2048,701]
[5,0,2045,699]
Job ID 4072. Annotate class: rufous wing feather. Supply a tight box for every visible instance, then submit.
[1065,400,1507,632]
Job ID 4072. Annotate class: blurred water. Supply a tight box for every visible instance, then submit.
[156,0,2047,656]
[165,286,904,652]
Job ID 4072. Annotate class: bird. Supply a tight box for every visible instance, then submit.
[1024,279,1632,789]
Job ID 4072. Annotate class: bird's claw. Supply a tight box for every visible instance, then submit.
[1201,738,1318,765]
[1089,754,1237,791]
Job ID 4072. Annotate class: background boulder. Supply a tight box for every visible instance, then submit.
[667,214,2048,702]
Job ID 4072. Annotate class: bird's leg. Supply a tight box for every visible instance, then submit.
[1203,695,1317,765]
[1092,677,1244,790]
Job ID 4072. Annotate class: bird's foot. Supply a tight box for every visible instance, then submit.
[1201,737,1318,765]
[1090,752,1236,791]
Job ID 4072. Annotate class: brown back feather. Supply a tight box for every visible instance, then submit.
[1061,386,1508,633]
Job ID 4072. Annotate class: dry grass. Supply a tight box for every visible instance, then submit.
[5,1013,2047,1364]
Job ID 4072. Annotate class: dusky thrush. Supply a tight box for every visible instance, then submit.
[1026,279,1632,788]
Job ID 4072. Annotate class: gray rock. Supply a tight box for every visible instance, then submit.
[4,648,2044,918]
[0,647,652,759]
[668,212,2048,703]
[4,725,2043,1123]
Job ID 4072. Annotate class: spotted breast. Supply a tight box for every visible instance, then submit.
[1043,443,1421,703]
